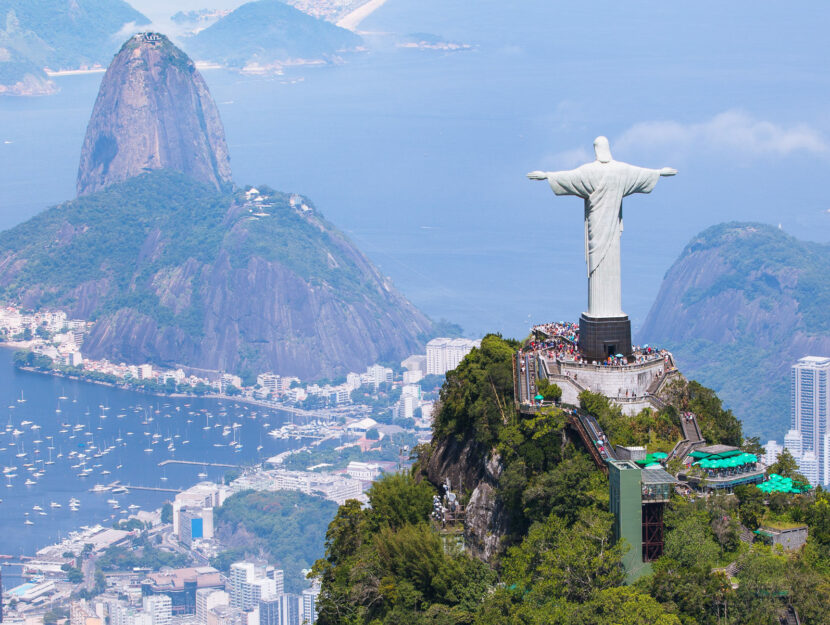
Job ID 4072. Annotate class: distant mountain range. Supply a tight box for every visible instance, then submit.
[183,0,362,70]
[0,0,149,94]
[639,222,830,439]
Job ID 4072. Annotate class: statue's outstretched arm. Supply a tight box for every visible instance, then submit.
[527,170,550,180]
[659,167,677,177]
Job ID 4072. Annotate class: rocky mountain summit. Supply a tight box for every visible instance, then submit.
[77,33,232,196]
[638,222,830,438]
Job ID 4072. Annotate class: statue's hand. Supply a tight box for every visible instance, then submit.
[527,171,548,180]
[659,167,678,177]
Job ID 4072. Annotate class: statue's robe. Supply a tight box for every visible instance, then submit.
[546,160,661,318]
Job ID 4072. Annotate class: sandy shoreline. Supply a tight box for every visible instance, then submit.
[337,0,389,31]
[45,68,106,77]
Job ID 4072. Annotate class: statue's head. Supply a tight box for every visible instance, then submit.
[593,136,612,163]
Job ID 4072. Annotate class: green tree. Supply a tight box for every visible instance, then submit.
[644,557,731,625]
[503,509,625,606]
[767,448,808,483]
[66,567,83,583]
[434,334,519,446]
[535,378,562,402]
[663,504,720,569]
[573,586,682,625]
[734,485,766,530]
[368,472,433,529]
[161,502,173,524]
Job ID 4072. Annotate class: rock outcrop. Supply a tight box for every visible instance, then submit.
[638,222,830,438]
[77,33,232,196]
[421,436,507,563]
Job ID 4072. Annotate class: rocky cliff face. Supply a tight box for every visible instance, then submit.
[638,222,830,438]
[77,33,231,196]
[421,436,507,563]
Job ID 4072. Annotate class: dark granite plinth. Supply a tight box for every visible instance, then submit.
[579,314,632,361]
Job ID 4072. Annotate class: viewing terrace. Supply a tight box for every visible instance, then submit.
[515,320,680,415]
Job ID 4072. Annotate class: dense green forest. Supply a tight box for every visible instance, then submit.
[211,490,338,593]
[312,334,830,624]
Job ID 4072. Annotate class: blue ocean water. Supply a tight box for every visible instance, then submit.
[0,348,300,585]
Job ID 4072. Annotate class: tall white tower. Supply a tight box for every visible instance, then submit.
[791,356,830,485]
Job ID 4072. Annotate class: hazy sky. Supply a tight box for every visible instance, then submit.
[2,0,830,340]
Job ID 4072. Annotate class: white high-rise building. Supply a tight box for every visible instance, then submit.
[143,595,172,625]
[197,590,230,624]
[301,586,320,625]
[426,338,481,375]
[799,451,819,485]
[765,440,783,466]
[230,563,257,609]
[824,432,830,486]
[248,578,278,605]
[266,569,284,596]
[790,356,830,485]
[784,429,803,460]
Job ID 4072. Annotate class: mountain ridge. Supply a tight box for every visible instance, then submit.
[638,221,830,438]
[184,0,362,70]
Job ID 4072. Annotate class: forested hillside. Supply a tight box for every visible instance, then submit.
[0,171,433,378]
[312,335,830,624]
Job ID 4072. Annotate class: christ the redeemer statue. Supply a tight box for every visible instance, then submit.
[528,136,676,320]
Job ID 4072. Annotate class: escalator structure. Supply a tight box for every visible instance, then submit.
[567,409,617,474]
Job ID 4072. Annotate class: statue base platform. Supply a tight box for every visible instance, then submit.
[579,314,632,361]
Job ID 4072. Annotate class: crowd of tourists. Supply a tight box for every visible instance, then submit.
[525,321,673,369]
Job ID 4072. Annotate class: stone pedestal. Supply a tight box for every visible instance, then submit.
[579,313,632,361]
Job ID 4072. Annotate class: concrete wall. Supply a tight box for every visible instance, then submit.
[770,526,808,551]
[540,357,666,415]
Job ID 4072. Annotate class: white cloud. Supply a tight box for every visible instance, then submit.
[615,110,827,158]
[111,21,144,42]
[545,146,591,169]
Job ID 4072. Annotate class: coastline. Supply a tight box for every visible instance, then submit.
[45,68,106,77]
[11,362,325,418]
[336,0,389,31]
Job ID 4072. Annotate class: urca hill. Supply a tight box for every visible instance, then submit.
[0,33,432,379]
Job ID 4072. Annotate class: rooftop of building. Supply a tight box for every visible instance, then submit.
[694,444,740,457]
[795,356,830,366]
[609,460,640,471]
[641,467,678,485]
[145,566,222,590]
